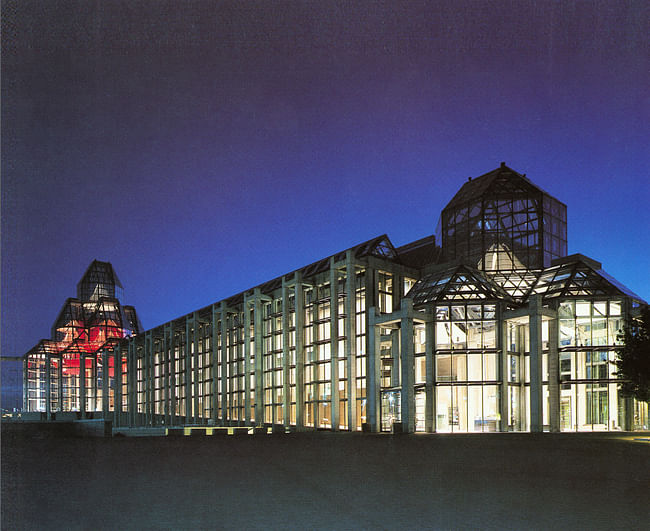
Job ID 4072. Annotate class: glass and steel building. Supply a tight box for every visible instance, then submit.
[23,261,142,416]
[23,164,649,432]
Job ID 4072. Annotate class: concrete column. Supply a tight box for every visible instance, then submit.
[115,344,122,427]
[269,300,277,426]
[329,261,340,430]
[58,355,63,413]
[80,354,87,417]
[46,355,52,418]
[243,295,252,425]
[211,305,219,425]
[23,357,27,412]
[312,298,319,429]
[345,252,357,431]
[425,319,435,433]
[367,308,381,432]
[128,340,135,427]
[144,333,151,425]
[623,300,634,431]
[400,300,415,433]
[220,302,228,426]
[517,324,526,431]
[499,313,509,431]
[364,268,375,430]
[295,272,305,430]
[185,318,192,422]
[102,349,109,419]
[548,316,560,432]
[529,295,544,432]
[281,278,290,426]
[243,297,251,424]
[162,329,169,425]
[193,314,201,424]
[254,289,264,426]
[109,350,116,424]
[168,326,177,424]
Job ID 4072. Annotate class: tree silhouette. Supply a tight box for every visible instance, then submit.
[615,306,650,402]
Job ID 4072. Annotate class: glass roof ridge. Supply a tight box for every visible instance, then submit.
[207,234,401,314]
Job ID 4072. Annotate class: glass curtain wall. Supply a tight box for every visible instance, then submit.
[226,313,245,422]
[263,301,284,424]
[304,283,335,429]
[26,353,47,412]
[336,277,347,430]
[356,270,367,429]
[435,303,500,432]
[288,293,297,425]
[558,299,624,431]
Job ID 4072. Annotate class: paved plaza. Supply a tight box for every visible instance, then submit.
[2,427,649,530]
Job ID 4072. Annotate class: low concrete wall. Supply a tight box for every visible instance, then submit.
[1,419,112,438]
[113,427,167,437]
[73,419,112,438]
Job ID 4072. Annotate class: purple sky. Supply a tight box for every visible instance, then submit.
[2,1,649,409]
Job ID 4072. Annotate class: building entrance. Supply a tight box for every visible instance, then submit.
[380,390,400,431]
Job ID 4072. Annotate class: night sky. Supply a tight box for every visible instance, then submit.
[2,1,649,409]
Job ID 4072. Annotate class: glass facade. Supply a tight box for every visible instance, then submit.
[24,261,141,419]
[23,168,648,434]
[557,299,624,431]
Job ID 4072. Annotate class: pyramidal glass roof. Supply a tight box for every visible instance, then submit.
[530,259,647,304]
[407,264,514,305]
[442,163,557,212]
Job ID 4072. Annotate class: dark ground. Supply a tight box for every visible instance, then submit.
[2,426,649,530]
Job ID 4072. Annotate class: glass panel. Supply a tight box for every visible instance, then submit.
[577,318,591,346]
[559,301,575,319]
[453,386,468,432]
[436,323,451,349]
[415,390,426,432]
[436,355,452,382]
[451,306,466,321]
[415,356,426,384]
[576,301,591,317]
[483,321,496,348]
[592,318,607,346]
[593,302,607,317]
[467,354,482,381]
[468,386,483,432]
[508,354,519,382]
[483,353,498,380]
[436,387,452,432]
[466,321,482,348]
[560,319,575,347]
[452,354,467,381]
[484,385,499,431]
[608,317,623,345]
[451,322,467,348]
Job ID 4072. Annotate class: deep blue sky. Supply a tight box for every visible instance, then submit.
[2,1,649,409]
